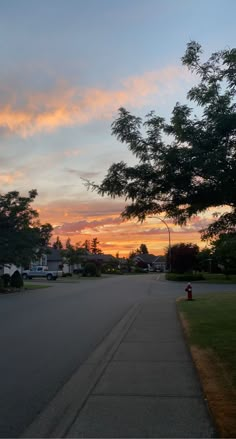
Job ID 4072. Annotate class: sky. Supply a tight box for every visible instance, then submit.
[1,0,235,256]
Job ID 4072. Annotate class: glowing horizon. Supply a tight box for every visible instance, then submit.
[1,0,234,256]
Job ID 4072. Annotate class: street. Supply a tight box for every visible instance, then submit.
[0,275,235,437]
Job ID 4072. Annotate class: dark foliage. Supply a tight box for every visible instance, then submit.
[10,270,24,288]
[1,273,11,288]
[89,42,236,239]
[0,190,53,266]
[169,243,199,273]
[83,262,98,277]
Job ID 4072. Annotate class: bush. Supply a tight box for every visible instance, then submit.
[10,270,24,288]
[83,262,98,277]
[0,277,4,292]
[1,273,11,288]
[96,268,101,277]
[134,267,147,273]
[166,273,205,282]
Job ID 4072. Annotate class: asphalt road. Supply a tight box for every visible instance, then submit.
[0,275,235,437]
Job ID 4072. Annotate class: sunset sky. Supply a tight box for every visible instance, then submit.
[1,0,235,256]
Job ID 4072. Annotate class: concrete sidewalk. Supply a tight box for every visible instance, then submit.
[66,297,216,438]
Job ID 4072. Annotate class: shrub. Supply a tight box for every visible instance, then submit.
[10,270,24,288]
[0,277,4,292]
[166,273,205,282]
[134,267,147,273]
[96,269,101,277]
[1,273,11,288]
[84,262,98,277]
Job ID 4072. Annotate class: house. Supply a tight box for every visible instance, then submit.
[46,248,63,271]
[132,254,166,271]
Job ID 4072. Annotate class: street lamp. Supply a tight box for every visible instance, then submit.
[148,216,172,272]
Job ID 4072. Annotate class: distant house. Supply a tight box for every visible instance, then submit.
[46,248,63,271]
[133,254,166,271]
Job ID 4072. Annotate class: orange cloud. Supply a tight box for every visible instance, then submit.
[0,171,24,184]
[35,197,213,257]
[0,66,191,137]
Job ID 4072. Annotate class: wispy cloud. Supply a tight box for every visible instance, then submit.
[0,66,191,137]
[54,216,122,234]
[0,171,24,184]
[65,168,101,179]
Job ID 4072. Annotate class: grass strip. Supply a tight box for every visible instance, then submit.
[24,283,50,290]
[177,293,236,438]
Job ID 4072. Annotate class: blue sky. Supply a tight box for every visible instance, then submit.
[1,0,235,255]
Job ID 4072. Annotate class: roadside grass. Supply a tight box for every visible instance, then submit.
[167,272,236,283]
[178,293,236,437]
[24,283,50,290]
[203,273,236,283]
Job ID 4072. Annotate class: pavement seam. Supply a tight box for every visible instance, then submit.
[20,302,142,438]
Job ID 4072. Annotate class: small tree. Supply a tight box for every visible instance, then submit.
[91,237,102,254]
[136,244,149,254]
[52,236,63,250]
[83,240,91,252]
[10,270,24,288]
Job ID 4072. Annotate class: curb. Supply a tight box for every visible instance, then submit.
[21,302,141,438]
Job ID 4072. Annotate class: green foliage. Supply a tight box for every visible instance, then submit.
[166,272,205,281]
[10,270,24,288]
[212,233,236,275]
[83,262,98,277]
[89,42,236,239]
[168,243,199,273]
[0,190,53,266]
[178,293,236,387]
[1,273,11,288]
[134,266,147,273]
[61,238,88,269]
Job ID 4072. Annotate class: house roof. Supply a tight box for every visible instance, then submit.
[83,254,116,262]
[47,248,62,261]
[133,254,163,264]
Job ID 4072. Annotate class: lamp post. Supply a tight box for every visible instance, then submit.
[148,216,172,272]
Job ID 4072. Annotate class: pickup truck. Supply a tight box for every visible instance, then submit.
[22,266,60,281]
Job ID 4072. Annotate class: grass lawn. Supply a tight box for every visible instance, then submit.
[203,273,236,283]
[178,293,236,437]
[166,272,236,283]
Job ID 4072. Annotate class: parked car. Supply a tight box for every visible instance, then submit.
[22,266,61,281]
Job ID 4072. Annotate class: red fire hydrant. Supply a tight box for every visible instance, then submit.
[185,283,192,300]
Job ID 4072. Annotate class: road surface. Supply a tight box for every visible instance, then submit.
[0,274,235,437]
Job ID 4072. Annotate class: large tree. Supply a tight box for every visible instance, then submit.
[212,233,236,275]
[89,42,236,239]
[0,190,53,267]
[169,243,199,274]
